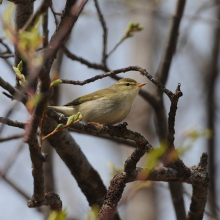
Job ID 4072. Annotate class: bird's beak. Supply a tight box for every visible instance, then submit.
[137,83,147,88]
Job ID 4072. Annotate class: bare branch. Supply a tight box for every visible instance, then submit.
[28,192,62,211]
[167,83,183,149]
[187,153,208,220]
[63,46,107,71]
[155,0,186,85]
[0,76,28,104]
[0,38,13,54]
[21,0,52,32]
[98,153,208,220]
[0,117,25,129]
[27,136,44,204]
[93,0,108,65]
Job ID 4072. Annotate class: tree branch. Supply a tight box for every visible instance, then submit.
[0,76,28,104]
[0,117,25,129]
[93,0,108,65]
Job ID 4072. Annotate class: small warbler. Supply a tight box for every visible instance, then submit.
[49,78,146,125]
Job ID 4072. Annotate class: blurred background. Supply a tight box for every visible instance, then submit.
[0,0,219,219]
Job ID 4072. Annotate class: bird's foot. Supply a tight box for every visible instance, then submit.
[87,122,105,128]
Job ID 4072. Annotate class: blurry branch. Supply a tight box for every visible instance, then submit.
[0,133,23,142]
[42,3,49,48]
[179,1,220,50]
[28,192,62,211]
[0,76,28,104]
[0,38,13,54]
[21,0,51,32]
[93,0,108,65]
[14,0,34,88]
[25,0,88,143]
[206,1,220,217]
[0,142,24,178]
[1,174,30,200]
[155,0,186,85]
[50,3,59,26]
[63,46,108,71]
[27,136,45,205]
[0,117,25,129]
[7,0,35,3]
[187,153,208,220]
[0,54,14,58]
[153,0,187,219]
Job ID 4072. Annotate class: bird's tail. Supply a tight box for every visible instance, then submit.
[48,106,76,117]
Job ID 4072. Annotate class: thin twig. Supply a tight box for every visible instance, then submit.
[0,38,12,54]
[93,0,108,64]
[107,37,125,58]
[0,141,24,178]
[0,117,25,129]
[63,46,107,71]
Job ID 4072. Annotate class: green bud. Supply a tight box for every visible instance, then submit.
[56,123,64,130]
[67,112,82,125]
[17,61,23,72]
[74,112,82,121]
[67,115,75,125]
[125,21,143,38]
[50,79,62,88]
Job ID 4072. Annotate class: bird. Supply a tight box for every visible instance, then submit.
[48,78,146,125]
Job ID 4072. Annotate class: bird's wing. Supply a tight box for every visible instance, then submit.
[64,88,116,106]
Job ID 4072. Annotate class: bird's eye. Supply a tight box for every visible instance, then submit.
[126,83,130,86]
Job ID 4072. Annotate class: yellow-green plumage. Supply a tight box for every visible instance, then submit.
[48,78,146,125]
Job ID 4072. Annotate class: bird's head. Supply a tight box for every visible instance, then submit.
[111,78,146,97]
